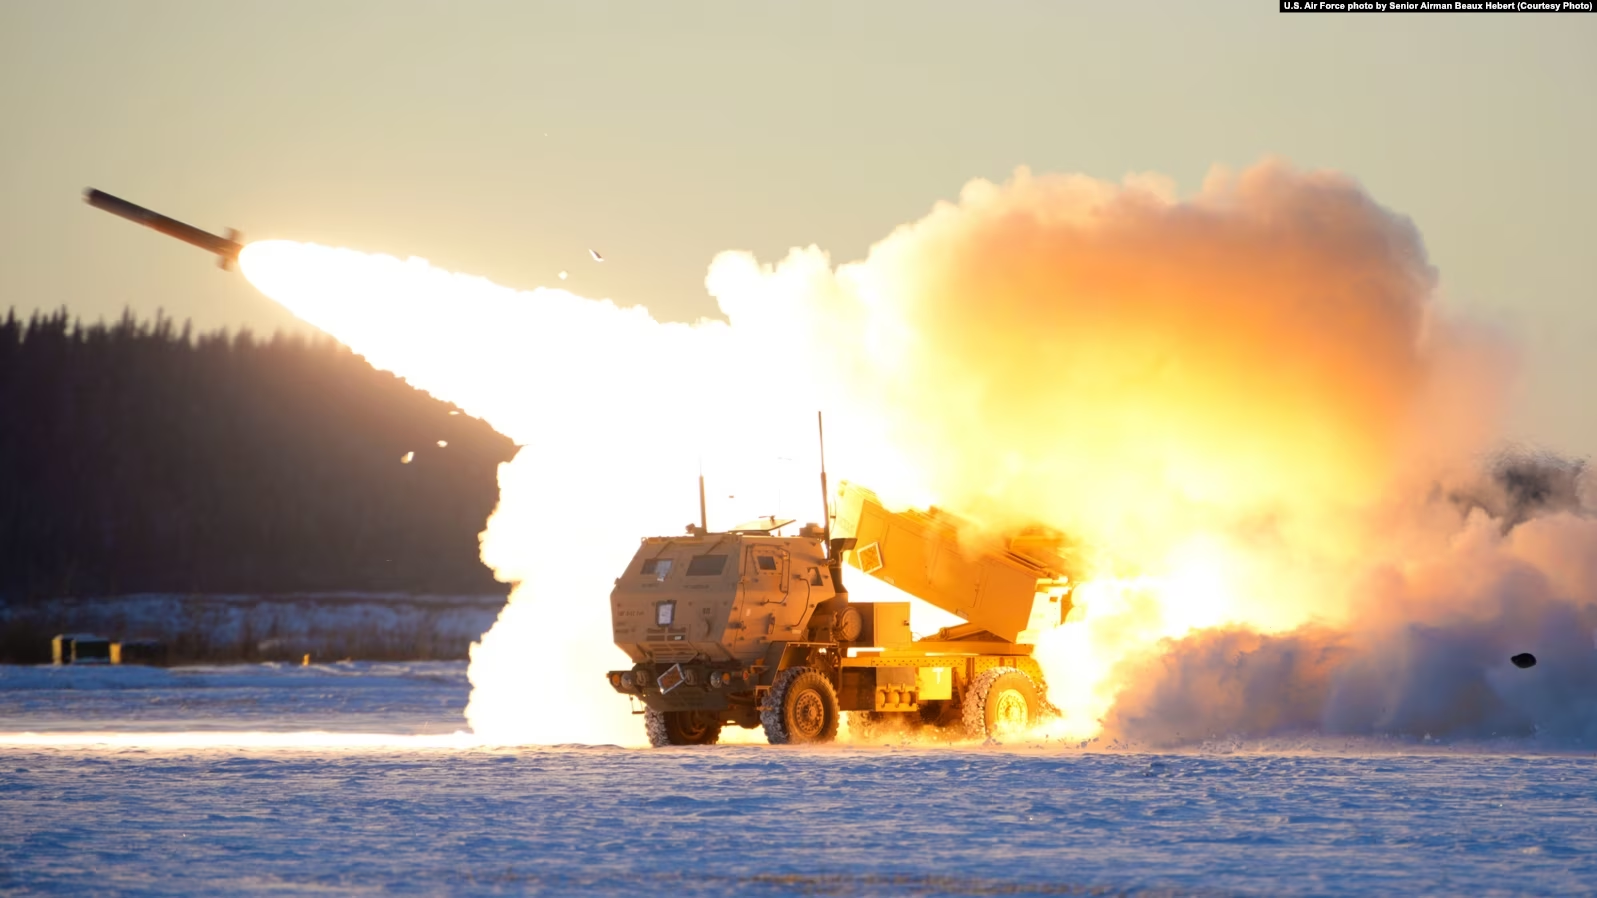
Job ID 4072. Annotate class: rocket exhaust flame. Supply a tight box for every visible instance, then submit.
[229,160,1591,748]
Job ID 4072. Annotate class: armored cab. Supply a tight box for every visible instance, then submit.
[608,483,1079,748]
[607,517,846,746]
[611,526,836,667]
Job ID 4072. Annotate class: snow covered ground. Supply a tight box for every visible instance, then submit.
[0,661,470,735]
[3,662,1596,896]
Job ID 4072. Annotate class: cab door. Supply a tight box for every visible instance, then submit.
[746,544,787,598]
[743,543,788,634]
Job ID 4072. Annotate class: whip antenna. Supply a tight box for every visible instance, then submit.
[698,457,708,533]
[817,411,830,543]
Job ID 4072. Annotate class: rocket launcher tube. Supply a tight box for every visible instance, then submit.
[830,481,1071,644]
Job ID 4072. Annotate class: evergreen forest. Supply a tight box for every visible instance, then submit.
[0,308,517,602]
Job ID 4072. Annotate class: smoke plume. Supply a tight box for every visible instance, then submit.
[1102,463,1597,748]
[238,158,1578,747]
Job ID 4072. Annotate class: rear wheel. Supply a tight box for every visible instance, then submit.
[644,708,723,747]
[762,667,840,745]
[962,668,1042,741]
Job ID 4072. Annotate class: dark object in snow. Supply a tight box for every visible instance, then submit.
[112,639,169,666]
[1511,653,1537,669]
[52,633,111,665]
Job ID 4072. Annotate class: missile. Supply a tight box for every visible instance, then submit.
[83,188,243,271]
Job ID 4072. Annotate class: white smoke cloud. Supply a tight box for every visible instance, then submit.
[1102,462,1597,747]
[238,159,1577,748]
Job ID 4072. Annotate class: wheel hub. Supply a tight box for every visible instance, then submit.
[992,688,1029,735]
[793,689,825,737]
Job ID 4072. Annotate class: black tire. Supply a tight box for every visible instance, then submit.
[644,708,723,747]
[762,667,840,745]
[962,667,1041,741]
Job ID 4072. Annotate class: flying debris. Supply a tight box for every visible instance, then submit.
[448,410,461,416]
[436,440,448,448]
[83,188,243,270]
[1511,652,1537,669]
[558,271,568,280]
[400,451,415,464]
[588,249,603,262]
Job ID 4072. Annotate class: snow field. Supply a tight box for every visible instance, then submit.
[2,662,1595,896]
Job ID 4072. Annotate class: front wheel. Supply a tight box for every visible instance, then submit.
[962,667,1042,741]
[644,708,723,747]
[762,667,840,745]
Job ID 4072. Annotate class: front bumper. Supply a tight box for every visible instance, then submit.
[605,662,757,712]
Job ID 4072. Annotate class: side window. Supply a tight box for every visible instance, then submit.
[756,555,779,572]
[686,555,728,577]
[640,558,673,582]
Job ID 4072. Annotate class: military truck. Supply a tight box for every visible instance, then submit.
[607,480,1076,746]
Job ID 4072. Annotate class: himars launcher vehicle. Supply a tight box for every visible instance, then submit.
[607,472,1077,747]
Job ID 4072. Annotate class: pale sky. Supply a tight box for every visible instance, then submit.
[2,1,1592,453]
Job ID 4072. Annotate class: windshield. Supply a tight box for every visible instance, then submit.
[686,555,728,576]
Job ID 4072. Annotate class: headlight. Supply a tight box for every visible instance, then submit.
[710,672,724,688]
[620,672,635,689]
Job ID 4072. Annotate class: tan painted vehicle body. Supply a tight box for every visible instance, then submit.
[607,481,1075,745]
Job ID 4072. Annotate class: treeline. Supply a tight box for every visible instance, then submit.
[0,308,518,602]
